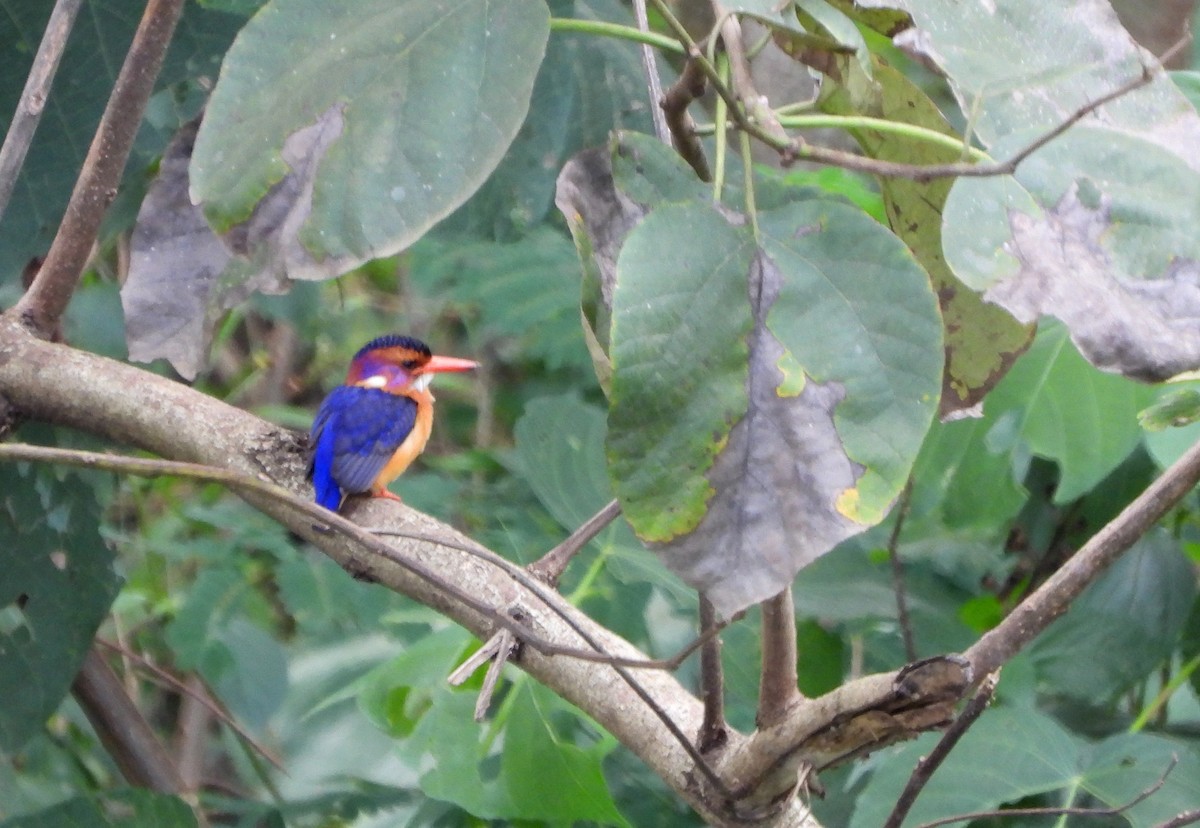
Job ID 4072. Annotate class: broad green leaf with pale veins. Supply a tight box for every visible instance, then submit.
[604,195,941,617]
[892,0,1200,382]
[190,0,548,270]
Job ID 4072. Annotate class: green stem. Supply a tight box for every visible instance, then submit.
[712,54,730,203]
[698,113,992,163]
[565,543,613,605]
[549,17,684,55]
[740,130,759,240]
[783,114,992,162]
[1129,653,1200,733]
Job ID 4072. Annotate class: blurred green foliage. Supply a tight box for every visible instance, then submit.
[2,0,1200,826]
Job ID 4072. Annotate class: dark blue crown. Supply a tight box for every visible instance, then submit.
[354,334,431,361]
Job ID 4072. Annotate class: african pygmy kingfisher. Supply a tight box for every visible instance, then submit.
[309,334,477,511]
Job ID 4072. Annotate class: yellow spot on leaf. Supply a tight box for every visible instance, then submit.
[835,487,861,521]
[775,352,806,397]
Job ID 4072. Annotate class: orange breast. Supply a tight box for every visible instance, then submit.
[370,391,435,494]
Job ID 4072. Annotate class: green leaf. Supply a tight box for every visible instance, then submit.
[1185,596,1200,698]
[909,414,1025,532]
[759,201,942,524]
[1139,387,1200,431]
[1029,531,1196,701]
[898,0,1200,382]
[409,229,591,372]
[607,202,757,544]
[1079,733,1200,828]
[276,554,393,636]
[604,192,941,617]
[164,566,245,673]
[0,465,119,751]
[446,0,666,240]
[502,683,628,825]
[513,393,613,529]
[190,0,548,269]
[358,627,471,738]
[983,321,1156,502]
[822,58,1033,416]
[849,706,1083,828]
[211,618,289,729]
[0,791,196,828]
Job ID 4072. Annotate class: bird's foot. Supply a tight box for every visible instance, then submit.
[370,488,404,503]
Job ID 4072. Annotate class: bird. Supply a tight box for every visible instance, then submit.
[309,334,477,511]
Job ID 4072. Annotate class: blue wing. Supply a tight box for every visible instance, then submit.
[310,386,418,510]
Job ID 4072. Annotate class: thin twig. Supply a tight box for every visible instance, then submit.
[0,0,84,222]
[95,637,285,773]
[757,587,800,728]
[660,57,712,182]
[527,499,622,586]
[632,0,670,145]
[15,0,185,337]
[647,1,1188,182]
[470,629,518,721]
[883,671,999,828]
[886,478,917,663]
[377,528,728,669]
[715,5,790,149]
[1157,809,1200,828]
[915,753,1178,828]
[697,593,727,752]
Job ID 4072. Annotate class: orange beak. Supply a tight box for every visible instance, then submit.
[421,355,479,374]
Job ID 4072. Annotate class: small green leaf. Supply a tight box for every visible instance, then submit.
[1139,387,1200,431]
[821,57,1032,416]
[0,790,197,828]
[513,394,613,528]
[1079,734,1200,828]
[983,321,1155,503]
[502,683,628,825]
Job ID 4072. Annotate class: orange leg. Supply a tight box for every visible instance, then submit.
[369,486,403,503]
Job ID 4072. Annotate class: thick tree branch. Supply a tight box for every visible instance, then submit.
[14,0,184,337]
[883,671,998,828]
[965,434,1200,676]
[698,593,728,752]
[719,656,971,818]
[0,319,829,826]
[0,0,83,222]
[757,587,801,728]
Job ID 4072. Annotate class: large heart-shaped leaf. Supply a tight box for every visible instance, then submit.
[597,198,940,616]
[123,0,549,377]
[885,0,1200,382]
